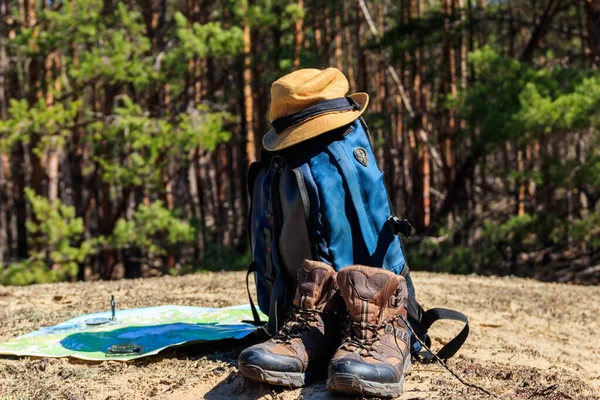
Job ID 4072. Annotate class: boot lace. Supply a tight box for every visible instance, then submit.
[339,312,386,355]
[340,313,407,356]
[272,306,320,343]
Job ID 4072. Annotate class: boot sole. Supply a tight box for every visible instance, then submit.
[326,356,411,398]
[238,363,305,387]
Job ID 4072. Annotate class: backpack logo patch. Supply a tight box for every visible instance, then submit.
[354,147,369,167]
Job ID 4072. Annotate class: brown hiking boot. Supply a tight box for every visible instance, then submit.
[327,265,411,398]
[238,260,343,387]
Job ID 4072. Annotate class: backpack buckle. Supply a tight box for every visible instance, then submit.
[388,216,413,238]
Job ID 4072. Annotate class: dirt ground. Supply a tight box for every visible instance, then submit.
[0,271,598,400]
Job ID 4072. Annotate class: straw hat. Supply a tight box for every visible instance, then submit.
[262,68,369,151]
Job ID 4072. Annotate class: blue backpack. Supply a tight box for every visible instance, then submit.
[246,116,468,359]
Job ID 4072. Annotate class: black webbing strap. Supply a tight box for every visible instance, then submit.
[271,97,360,134]
[423,308,469,360]
[292,168,311,230]
[292,167,319,260]
[407,298,469,360]
[407,297,429,345]
[242,262,267,326]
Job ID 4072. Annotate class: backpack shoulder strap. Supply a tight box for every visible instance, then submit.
[292,167,321,261]
[244,151,273,328]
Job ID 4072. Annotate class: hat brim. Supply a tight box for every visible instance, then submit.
[262,92,369,152]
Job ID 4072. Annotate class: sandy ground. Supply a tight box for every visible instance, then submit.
[0,271,599,400]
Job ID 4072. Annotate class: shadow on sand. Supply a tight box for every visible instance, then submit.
[203,370,339,400]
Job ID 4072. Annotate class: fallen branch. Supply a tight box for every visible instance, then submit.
[575,264,600,280]
[527,383,559,399]
[357,0,443,169]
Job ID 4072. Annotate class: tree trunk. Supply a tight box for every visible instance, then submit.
[99,78,118,280]
[251,29,268,141]
[323,4,332,65]
[217,144,229,246]
[420,1,431,229]
[334,0,343,70]
[188,148,202,260]
[21,0,45,200]
[0,0,7,121]
[507,0,516,57]
[411,5,425,232]
[441,0,455,193]
[237,63,250,253]
[12,143,27,258]
[517,148,525,216]
[197,149,209,254]
[585,0,600,64]
[0,0,7,264]
[423,147,431,228]
[431,144,485,232]
[343,0,355,88]
[312,1,322,52]
[100,181,116,279]
[292,0,304,68]
[521,0,562,62]
[242,0,256,164]
[47,51,61,202]
[459,0,468,92]
[164,166,176,272]
[0,153,7,265]
[355,1,367,90]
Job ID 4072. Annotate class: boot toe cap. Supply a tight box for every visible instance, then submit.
[328,357,401,384]
[238,345,304,373]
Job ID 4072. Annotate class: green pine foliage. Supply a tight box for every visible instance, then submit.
[1,189,96,285]
[92,97,232,190]
[173,12,244,60]
[0,98,81,155]
[107,201,195,256]
[0,0,243,284]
